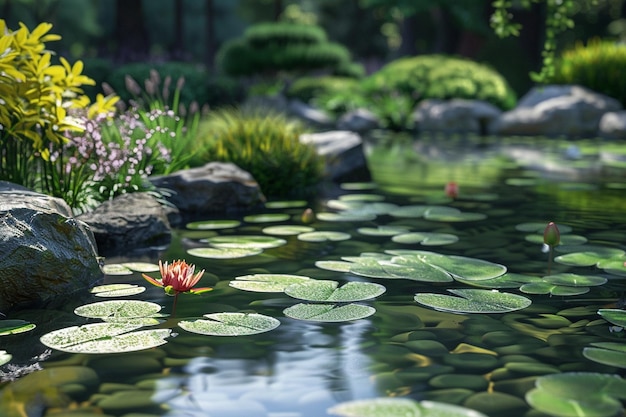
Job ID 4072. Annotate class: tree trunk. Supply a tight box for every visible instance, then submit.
[114,0,150,62]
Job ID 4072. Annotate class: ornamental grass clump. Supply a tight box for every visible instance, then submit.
[194,108,323,198]
[552,38,626,106]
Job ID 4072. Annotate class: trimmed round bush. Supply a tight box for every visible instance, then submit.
[552,38,626,106]
[193,108,324,198]
[287,76,361,103]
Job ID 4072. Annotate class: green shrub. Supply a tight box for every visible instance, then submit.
[193,108,323,198]
[287,76,361,103]
[552,38,626,106]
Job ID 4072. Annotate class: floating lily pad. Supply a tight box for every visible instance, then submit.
[555,248,625,267]
[204,235,287,249]
[544,273,607,287]
[339,193,386,202]
[349,257,453,283]
[519,282,590,296]
[357,225,411,237]
[186,219,241,230]
[243,213,290,223]
[187,247,263,259]
[328,398,488,417]
[316,211,377,222]
[424,206,487,222]
[392,232,459,246]
[229,274,312,292]
[583,343,626,369]
[525,233,587,246]
[516,222,573,234]
[455,272,540,289]
[314,260,354,273]
[526,372,626,417]
[389,205,429,218]
[102,264,133,275]
[0,320,36,336]
[74,300,163,321]
[40,323,171,354]
[285,280,386,302]
[340,182,377,190]
[179,312,280,336]
[91,284,146,297]
[297,231,351,242]
[596,258,626,277]
[283,303,375,322]
[121,262,160,273]
[262,225,315,236]
[0,350,11,366]
[598,309,626,327]
[415,289,531,314]
[265,200,308,209]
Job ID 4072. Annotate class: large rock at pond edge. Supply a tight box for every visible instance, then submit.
[149,162,266,214]
[414,99,502,135]
[489,85,622,137]
[77,192,171,255]
[299,130,372,183]
[337,108,380,132]
[0,182,102,313]
[599,111,626,140]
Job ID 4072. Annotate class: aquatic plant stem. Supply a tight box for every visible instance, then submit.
[548,246,553,276]
[172,293,179,318]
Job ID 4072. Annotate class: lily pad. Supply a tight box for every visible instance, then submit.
[121,262,160,273]
[91,284,146,297]
[186,219,241,230]
[204,235,287,249]
[516,222,573,234]
[525,233,588,246]
[0,320,36,336]
[265,200,308,209]
[544,273,607,287]
[40,323,171,354]
[340,182,377,190]
[315,260,354,273]
[598,309,626,327]
[596,259,626,277]
[262,225,315,236]
[415,289,531,314]
[102,264,133,275]
[519,282,590,296]
[555,248,625,267]
[526,372,626,417]
[179,312,280,336]
[283,303,375,322]
[339,193,386,202]
[349,257,453,283]
[297,231,351,242]
[455,272,540,289]
[392,232,459,246]
[389,205,429,218]
[583,343,626,369]
[285,280,386,302]
[424,206,487,222]
[357,225,411,237]
[74,300,163,321]
[229,274,312,292]
[328,398,488,417]
[243,213,290,223]
[316,211,377,222]
[0,350,11,366]
[187,247,263,259]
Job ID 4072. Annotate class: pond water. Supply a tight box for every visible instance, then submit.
[2,134,626,417]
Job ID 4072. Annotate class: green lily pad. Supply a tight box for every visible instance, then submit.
[243,213,290,223]
[525,233,588,245]
[0,320,36,336]
[350,257,453,283]
[328,398,488,417]
[91,284,146,297]
[0,350,11,366]
[455,272,540,289]
[204,235,287,249]
[315,260,354,273]
[186,219,241,230]
[340,182,377,190]
[583,343,626,369]
[262,225,315,236]
[265,200,308,209]
[543,273,607,287]
[515,222,573,234]
[596,259,626,277]
[519,282,590,296]
[357,225,411,237]
[285,280,386,302]
[339,193,386,202]
[424,206,487,222]
[598,309,626,327]
[283,303,375,322]
[415,289,531,314]
[389,205,429,218]
[102,264,133,275]
[555,248,625,267]
[229,274,312,292]
[121,262,160,272]
[178,312,280,336]
[392,232,459,246]
[40,323,171,354]
[526,372,626,417]
[297,231,351,242]
[187,247,263,259]
[316,211,377,222]
[74,300,163,321]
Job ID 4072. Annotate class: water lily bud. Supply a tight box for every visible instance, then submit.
[445,182,459,199]
[164,285,177,296]
[543,222,560,247]
[301,208,315,224]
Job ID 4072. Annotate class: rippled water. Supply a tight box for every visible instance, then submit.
[1,134,625,417]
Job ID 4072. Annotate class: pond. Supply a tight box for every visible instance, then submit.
[1,133,626,417]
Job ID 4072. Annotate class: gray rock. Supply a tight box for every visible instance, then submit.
[288,99,334,129]
[599,111,626,140]
[414,99,502,134]
[0,184,102,313]
[299,130,371,182]
[337,108,380,132]
[150,162,266,214]
[77,192,171,254]
[490,85,622,137]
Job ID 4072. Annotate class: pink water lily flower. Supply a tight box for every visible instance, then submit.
[142,260,212,295]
